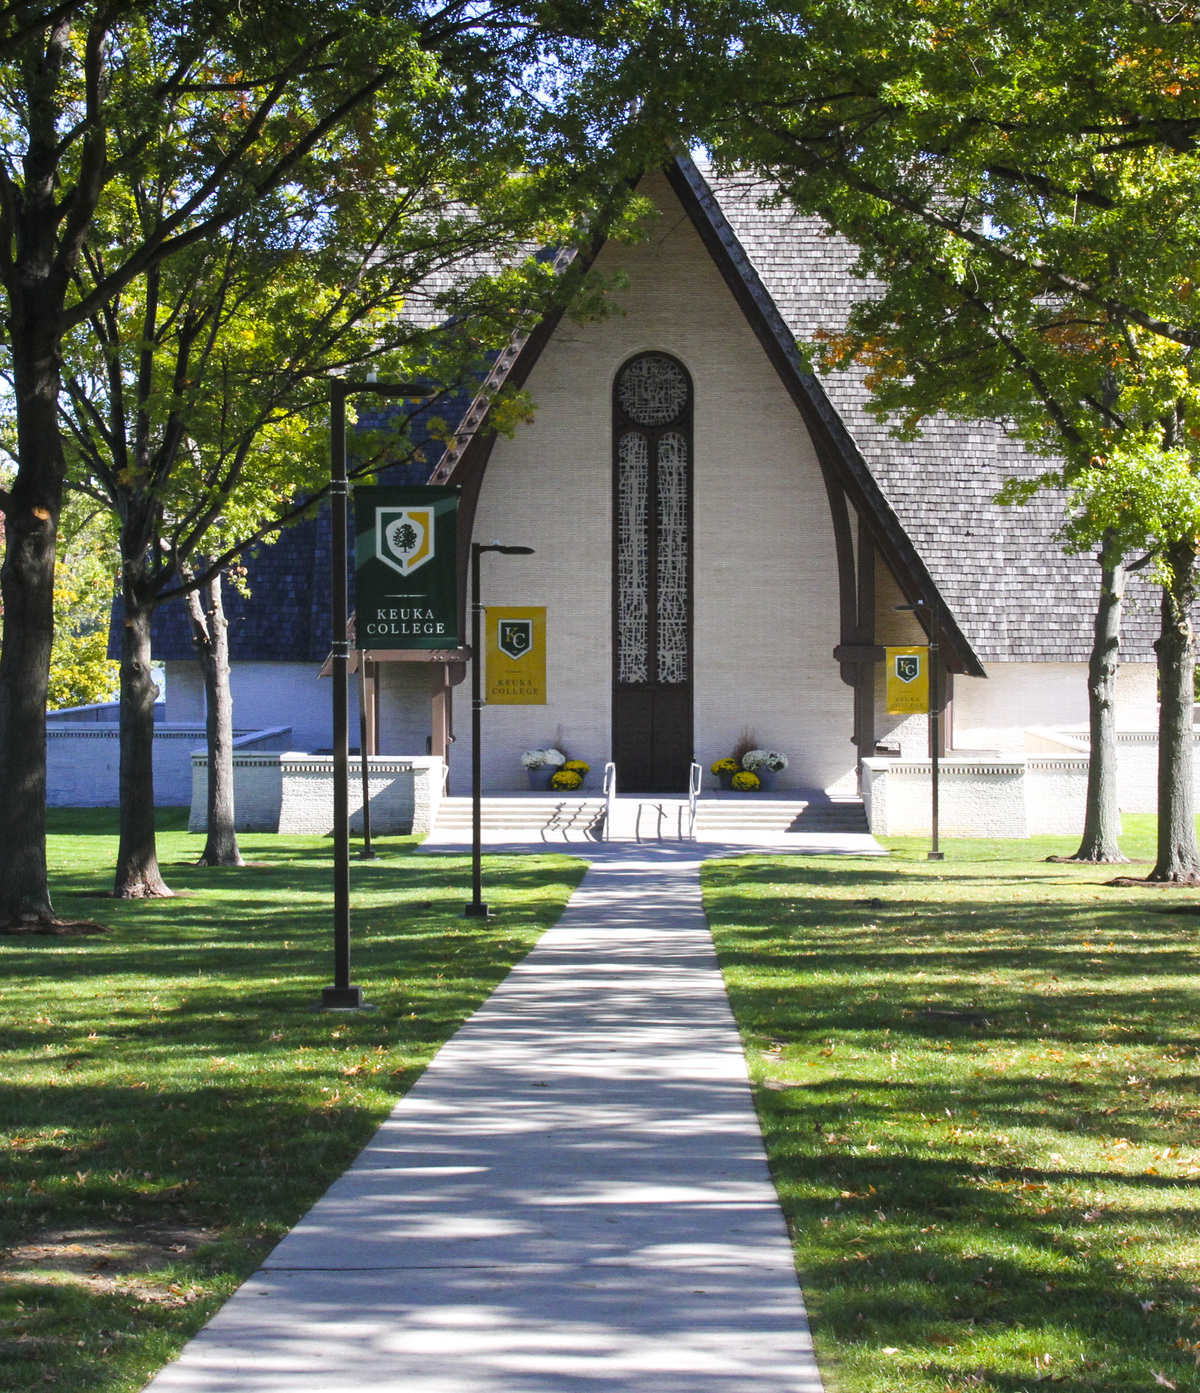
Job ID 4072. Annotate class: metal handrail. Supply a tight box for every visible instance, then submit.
[688,760,702,840]
[602,761,617,842]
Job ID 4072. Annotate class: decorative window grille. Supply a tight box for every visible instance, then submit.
[617,355,688,427]
[616,432,649,684]
[656,432,688,684]
[614,354,690,692]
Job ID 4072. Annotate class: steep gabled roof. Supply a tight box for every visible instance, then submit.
[144,157,1161,669]
[703,167,1161,664]
[429,157,1160,668]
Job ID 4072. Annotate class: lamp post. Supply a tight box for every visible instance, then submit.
[896,597,946,863]
[321,376,428,1012]
[464,541,534,919]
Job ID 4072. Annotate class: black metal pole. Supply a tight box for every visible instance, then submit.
[323,381,365,1007]
[315,378,429,1008]
[358,657,376,860]
[462,542,532,918]
[464,542,487,917]
[928,596,945,861]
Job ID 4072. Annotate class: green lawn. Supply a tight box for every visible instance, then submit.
[0,809,586,1392]
[703,815,1200,1393]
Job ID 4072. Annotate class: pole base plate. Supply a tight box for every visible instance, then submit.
[316,985,376,1010]
[927,851,946,861]
[462,901,492,918]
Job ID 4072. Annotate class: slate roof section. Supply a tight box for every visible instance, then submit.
[139,159,1164,668]
[703,168,1160,663]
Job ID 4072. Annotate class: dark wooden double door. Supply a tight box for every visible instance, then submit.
[611,353,693,793]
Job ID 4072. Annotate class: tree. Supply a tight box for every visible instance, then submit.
[59,149,633,894]
[698,0,1200,880]
[793,226,1148,862]
[184,567,241,868]
[0,0,643,921]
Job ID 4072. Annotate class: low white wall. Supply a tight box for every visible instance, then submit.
[1113,731,1200,813]
[47,700,164,724]
[189,752,444,836]
[1026,756,1092,836]
[47,724,290,807]
[1025,726,1200,814]
[862,753,1092,837]
[862,756,1040,838]
[864,726,1200,839]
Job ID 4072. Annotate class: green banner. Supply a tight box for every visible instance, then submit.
[353,485,459,648]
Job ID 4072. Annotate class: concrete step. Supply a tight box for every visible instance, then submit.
[429,794,867,842]
[432,797,605,839]
[695,798,867,834]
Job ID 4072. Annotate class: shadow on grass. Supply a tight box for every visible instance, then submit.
[703,850,1200,1393]
[1,824,588,1391]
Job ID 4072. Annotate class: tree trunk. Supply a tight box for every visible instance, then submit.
[0,304,65,925]
[113,578,173,898]
[186,572,244,867]
[1149,539,1200,883]
[1066,536,1128,862]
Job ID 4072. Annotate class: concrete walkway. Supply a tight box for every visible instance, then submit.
[145,854,824,1393]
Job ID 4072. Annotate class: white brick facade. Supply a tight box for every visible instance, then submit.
[450,170,854,795]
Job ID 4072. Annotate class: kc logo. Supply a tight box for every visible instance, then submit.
[376,507,434,576]
[894,653,922,683]
[498,619,533,660]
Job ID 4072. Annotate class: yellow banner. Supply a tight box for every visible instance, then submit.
[486,607,546,705]
[886,646,929,714]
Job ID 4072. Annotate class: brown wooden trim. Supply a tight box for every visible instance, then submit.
[430,663,451,761]
[419,156,985,682]
[834,643,886,664]
[360,659,377,755]
[663,158,984,679]
[825,478,858,647]
[425,233,610,639]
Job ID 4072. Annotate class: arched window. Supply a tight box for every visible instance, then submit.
[612,353,693,791]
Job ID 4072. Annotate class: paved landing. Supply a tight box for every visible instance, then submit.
[144,857,824,1393]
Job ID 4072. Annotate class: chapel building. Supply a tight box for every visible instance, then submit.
[151,158,1160,802]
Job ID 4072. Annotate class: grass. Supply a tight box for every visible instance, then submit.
[703,814,1200,1393]
[0,808,586,1392]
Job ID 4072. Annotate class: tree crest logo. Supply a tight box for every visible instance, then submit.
[376,507,434,576]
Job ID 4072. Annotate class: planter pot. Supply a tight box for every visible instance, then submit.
[527,768,554,791]
[755,768,777,792]
[717,771,735,791]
